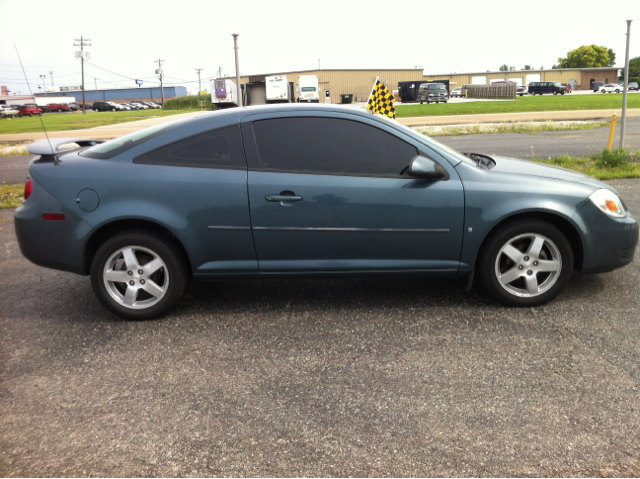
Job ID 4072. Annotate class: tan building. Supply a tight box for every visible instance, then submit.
[240,69,424,103]
[422,67,619,91]
[235,66,619,104]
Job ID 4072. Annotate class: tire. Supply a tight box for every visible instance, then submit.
[554,91,557,95]
[28,113,33,117]
[477,219,573,307]
[112,108,116,111]
[57,109,62,112]
[601,89,606,93]
[420,101,423,104]
[615,89,620,93]
[90,230,189,320]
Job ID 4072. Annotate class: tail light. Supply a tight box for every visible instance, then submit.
[24,178,33,200]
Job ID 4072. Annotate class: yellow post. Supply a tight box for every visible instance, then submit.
[607,114,617,151]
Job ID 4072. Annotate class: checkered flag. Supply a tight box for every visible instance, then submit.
[366,79,395,119]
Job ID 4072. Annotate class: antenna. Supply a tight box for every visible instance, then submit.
[14,45,58,166]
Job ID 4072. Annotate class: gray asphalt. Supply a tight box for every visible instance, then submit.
[2,179,640,474]
[437,117,640,159]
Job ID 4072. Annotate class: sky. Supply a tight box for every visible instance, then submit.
[0,0,637,96]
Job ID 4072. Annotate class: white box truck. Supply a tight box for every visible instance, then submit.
[297,75,319,103]
[210,78,238,108]
[265,75,291,103]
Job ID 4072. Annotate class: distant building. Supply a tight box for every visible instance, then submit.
[34,86,187,104]
[422,67,620,91]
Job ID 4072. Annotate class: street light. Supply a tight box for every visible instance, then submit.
[39,74,46,92]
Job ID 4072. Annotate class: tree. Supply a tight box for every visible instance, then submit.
[498,64,509,71]
[556,45,616,68]
[619,56,640,80]
[523,65,532,70]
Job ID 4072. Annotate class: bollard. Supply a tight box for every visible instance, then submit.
[607,114,617,151]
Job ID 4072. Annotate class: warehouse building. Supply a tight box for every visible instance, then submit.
[422,67,620,91]
[237,66,619,104]
[34,86,187,104]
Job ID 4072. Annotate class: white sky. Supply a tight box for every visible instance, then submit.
[0,0,637,96]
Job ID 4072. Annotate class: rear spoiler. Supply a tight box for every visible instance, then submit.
[28,138,106,166]
[27,138,106,157]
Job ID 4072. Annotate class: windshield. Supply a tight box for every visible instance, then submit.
[428,84,446,90]
[301,87,316,92]
[80,117,190,159]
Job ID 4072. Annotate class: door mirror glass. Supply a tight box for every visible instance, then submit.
[408,155,446,179]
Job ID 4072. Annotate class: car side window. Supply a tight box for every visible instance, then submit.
[134,126,246,169]
[252,117,418,177]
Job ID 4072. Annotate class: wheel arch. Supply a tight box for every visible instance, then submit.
[82,219,193,276]
[474,211,584,272]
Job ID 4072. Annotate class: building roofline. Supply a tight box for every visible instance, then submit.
[241,68,423,78]
[424,66,621,77]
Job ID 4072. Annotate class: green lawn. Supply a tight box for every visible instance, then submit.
[0,109,194,135]
[395,93,640,118]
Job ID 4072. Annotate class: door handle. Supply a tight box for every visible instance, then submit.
[266,195,302,202]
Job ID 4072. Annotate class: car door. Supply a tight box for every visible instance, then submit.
[243,113,465,273]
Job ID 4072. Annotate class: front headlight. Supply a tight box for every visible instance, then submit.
[588,189,627,218]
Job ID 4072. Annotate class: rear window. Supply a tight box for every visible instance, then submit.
[301,87,316,92]
[80,117,191,159]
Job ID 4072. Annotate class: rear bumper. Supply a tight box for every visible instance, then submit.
[14,179,91,275]
[573,201,639,274]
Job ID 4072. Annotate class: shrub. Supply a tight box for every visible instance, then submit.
[163,94,215,110]
[592,148,627,168]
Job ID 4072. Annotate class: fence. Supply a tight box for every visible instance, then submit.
[463,83,516,99]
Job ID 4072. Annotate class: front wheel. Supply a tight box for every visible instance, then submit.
[478,219,573,307]
[91,230,189,320]
[615,89,620,93]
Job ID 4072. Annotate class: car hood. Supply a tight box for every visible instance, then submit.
[489,156,614,192]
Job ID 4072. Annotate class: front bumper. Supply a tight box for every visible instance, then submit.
[573,200,639,274]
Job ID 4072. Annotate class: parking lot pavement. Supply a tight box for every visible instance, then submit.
[1,179,640,476]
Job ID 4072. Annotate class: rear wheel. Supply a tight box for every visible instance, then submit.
[478,219,573,306]
[91,230,189,320]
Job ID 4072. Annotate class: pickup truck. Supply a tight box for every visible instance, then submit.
[44,103,71,112]
[16,104,43,117]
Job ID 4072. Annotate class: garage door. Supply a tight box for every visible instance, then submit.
[250,85,267,105]
[526,73,541,85]
[509,77,523,86]
[471,75,487,85]
[490,78,505,83]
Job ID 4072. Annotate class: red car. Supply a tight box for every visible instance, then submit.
[44,103,71,112]
[16,104,43,117]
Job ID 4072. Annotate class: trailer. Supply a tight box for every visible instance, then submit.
[266,75,292,103]
[210,78,238,108]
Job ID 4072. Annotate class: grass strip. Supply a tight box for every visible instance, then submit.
[396,93,640,118]
[0,183,23,209]
[530,149,640,180]
[419,120,609,137]
[0,109,192,135]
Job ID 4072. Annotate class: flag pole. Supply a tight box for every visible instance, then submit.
[366,76,379,114]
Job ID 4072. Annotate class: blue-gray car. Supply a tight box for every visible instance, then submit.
[14,105,638,319]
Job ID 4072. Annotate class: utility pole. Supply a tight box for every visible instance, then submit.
[49,71,54,88]
[620,19,633,149]
[74,36,91,115]
[94,77,98,101]
[232,34,242,107]
[217,66,223,78]
[155,58,165,106]
[195,68,203,94]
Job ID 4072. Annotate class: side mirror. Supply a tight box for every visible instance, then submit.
[408,155,447,179]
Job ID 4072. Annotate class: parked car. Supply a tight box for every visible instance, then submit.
[600,84,623,93]
[68,102,81,111]
[0,105,19,118]
[450,87,462,98]
[593,81,604,92]
[15,105,638,320]
[16,104,42,117]
[561,83,572,93]
[418,83,449,104]
[516,85,528,96]
[92,102,119,112]
[44,103,71,113]
[629,82,639,91]
[528,82,566,95]
[130,101,149,110]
